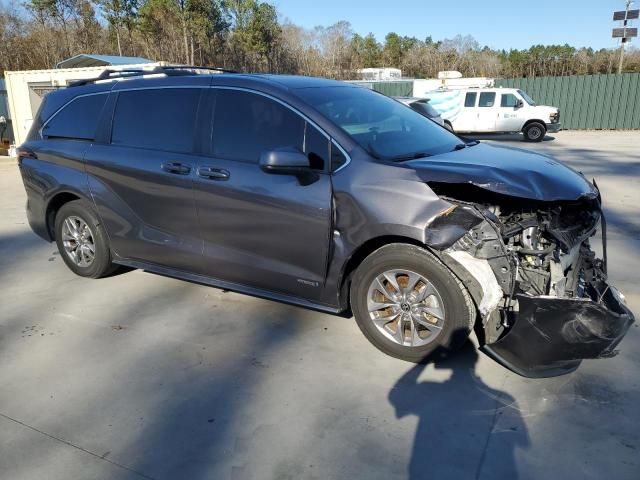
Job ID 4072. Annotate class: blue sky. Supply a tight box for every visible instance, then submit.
[273,0,632,50]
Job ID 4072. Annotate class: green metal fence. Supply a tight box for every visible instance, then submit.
[496,73,640,130]
[349,80,414,97]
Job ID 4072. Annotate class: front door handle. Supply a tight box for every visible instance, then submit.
[162,162,191,175]
[198,166,230,180]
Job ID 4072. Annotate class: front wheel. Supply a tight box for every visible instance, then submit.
[523,122,546,142]
[350,244,475,363]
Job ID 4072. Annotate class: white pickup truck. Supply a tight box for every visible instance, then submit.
[426,87,561,141]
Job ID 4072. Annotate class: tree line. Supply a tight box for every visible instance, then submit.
[1,0,639,78]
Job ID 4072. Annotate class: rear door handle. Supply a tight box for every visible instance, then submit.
[198,166,230,180]
[162,162,191,175]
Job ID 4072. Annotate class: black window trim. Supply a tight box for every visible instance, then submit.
[39,91,110,141]
[41,85,353,172]
[331,139,350,173]
[209,86,351,174]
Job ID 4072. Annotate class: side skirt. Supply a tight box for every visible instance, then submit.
[113,258,345,315]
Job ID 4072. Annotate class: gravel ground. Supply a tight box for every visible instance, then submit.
[0,131,639,480]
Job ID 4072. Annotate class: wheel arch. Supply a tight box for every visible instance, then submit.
[337,236,482,320]
[522,119,547,131]
[45,190,85,240]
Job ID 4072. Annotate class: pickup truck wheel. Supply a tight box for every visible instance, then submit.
[350,244,475,363]
[444,121,454,132]
[523,122,546,142]
[54,200,117,278]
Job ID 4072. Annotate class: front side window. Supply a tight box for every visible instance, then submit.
[212,90,304,163]
[501,93,518,108]
[111,88,201,153]
[518,89,537,106]
[42,94,107,140]
[464,92,477,108]
[294,86,459,161]
[478,92,496,108]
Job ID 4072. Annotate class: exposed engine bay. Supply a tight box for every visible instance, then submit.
[425,183,634,377]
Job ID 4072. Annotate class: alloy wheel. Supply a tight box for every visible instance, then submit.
[366,269,446,347]
[61,215,96,267]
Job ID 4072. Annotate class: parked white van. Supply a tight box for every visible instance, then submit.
[426,88,561,141]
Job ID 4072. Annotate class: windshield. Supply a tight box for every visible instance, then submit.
[294,86,460,160]
[517,89,537,106]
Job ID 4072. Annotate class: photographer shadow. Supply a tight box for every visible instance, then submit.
[389,342,530,479]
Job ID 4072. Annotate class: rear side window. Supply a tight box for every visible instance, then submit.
[42,94,107,140]
[464,92,477,107]
[501,94,518,107]
[478,92,496,107]
[212,90,304,163]
[112,88,201,153]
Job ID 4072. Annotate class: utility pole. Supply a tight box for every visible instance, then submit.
[614,0,638,73]
[618,1,632,73]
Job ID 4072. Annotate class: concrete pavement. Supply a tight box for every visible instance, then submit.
[0,132,639,480]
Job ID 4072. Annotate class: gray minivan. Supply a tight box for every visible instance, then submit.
[16,66,634,377]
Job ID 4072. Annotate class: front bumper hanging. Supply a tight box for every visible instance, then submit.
[483,285,634,377]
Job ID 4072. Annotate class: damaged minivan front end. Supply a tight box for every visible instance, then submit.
[413,147,635,377]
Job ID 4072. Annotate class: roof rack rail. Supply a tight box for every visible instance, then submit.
[68,65,238,87]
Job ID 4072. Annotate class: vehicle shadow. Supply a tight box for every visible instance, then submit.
[465,133,555,143]
[389,342,530,479]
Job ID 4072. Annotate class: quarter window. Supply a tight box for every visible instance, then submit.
[111,88,201,153]
[501,94,518,108]
[212,90,304,163]
[331,142,348,171]
[42,94,107,140]
[478,92,496,108]
[304,123,329,170]
[464,92,477,108]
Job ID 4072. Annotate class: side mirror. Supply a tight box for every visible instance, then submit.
[259,147,318,185]
[515,99,524,109]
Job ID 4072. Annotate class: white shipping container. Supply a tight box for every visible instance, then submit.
[5,63,162,145]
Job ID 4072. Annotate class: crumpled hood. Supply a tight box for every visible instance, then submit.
[408,142,597,202]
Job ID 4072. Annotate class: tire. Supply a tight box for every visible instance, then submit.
[443,121,454,132]
[523,122,546,142]
[54,200,116,278]
[350,244,475,363]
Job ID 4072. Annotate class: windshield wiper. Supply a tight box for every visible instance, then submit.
[389,151,432,162]
[451,140,479,152]
[366,143,432,162]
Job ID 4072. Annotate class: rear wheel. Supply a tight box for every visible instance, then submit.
[350,244,475,363]
[523,122,546,142]
[54,200,116,278]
